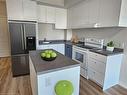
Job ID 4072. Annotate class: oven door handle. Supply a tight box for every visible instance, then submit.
[73,49,87,53]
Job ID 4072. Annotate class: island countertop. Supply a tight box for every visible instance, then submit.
[29,50,80,75]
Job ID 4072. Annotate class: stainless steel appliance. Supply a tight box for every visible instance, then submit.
[9,21,36,77]
[72,38,104,78]
[26,36,36,51]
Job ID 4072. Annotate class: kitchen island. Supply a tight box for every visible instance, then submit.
[29,50,80,95]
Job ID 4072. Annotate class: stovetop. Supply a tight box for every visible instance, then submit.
[75,44,98,50]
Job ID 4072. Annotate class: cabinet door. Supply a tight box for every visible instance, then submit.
[89,0,100,26]
[65,44,72,58]
[6,0,23,20]
[55,8,67,29]
[23,0,37,21]
[99,0,121,27]
[37,5,46,23]
[49,44,57,51]
[88,68,104,86]
[88,58,106,74]
[46,6,55,23]
[57,44,65,55]
[68,1,89,28]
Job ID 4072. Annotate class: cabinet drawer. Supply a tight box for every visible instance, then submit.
[88,68,104,86]
[89,52,107,63]
[81,62,86,68]
[88,58,106,74]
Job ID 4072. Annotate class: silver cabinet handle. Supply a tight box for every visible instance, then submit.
[21,25,24,50]
[23,24,27,50]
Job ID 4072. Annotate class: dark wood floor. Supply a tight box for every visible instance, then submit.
[0,57,127,95]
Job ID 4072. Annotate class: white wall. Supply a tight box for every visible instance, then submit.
[38,23,65,40]
[0,1,10,57]
[72,28,127,88]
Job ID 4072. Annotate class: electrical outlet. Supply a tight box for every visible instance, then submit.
[45,77,51,87]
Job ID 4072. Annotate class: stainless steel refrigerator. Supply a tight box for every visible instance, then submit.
[9,21,36,77]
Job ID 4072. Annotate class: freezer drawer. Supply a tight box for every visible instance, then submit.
[11,54,29,77]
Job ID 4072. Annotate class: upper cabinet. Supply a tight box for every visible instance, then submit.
[6,0,23,20]
[22,0,37,21]
[37,5,46,23]
[68,0,127,28]
[46,6,55,23]
[6,0,37,21]
[55,8,67,29]
[37,5,67,29]
[37,5,55,23]
[99,0,121,27]
[68,1,90,28]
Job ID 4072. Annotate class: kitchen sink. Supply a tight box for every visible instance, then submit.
[42,41,51,44]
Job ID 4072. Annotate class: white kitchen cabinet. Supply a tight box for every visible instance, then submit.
[48,44,58,51]
[6,0,37,21]
[88,51,123,90]
[68,1,89,28]
[38,45,50,50]
[37,5,67,28]
[37,44,65,55]
[37,5,55,23]
[96,0,127,27]
[57,44,65,55]
[68,0,100,28]
[46,6,55,23]
[55,8,67,29]
[99,0,121,27]
[29,56,80,95]
[68,0,127,28]
[37,5,46,23]
[88,67,104,86]
[89,0,100,26]
[23,0,37,21]
[6,0,23,20]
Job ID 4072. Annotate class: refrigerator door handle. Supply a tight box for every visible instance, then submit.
[23,24,27,50]
[21,25,24,50]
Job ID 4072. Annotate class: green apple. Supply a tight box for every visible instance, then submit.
[45,50,49,53]
[46,53,51,58]
[51,52,57,58]
[41,52,46,57]
[55,80,74,95]
[48,50,53,54]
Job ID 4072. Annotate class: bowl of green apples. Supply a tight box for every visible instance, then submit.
[40,49,57,61]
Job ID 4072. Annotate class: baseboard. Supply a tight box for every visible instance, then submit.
[119,82,127,89]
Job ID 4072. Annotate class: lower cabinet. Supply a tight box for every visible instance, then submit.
[88,67,104,86]
[88,51,123,90]
[80,67,87,79]
[37,44,65,55]
[65,44,72,58]
[29,57,80,95]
